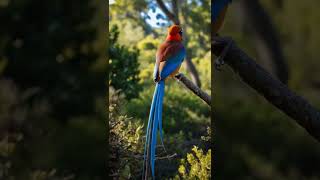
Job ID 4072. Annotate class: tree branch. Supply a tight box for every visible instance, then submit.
[185,50,202,87]
[174,73,211,106]
[156,0,180,24]
[240,0,289,84]
[172,0,179,21]
[156,153,177,160]
[213,37,320,142]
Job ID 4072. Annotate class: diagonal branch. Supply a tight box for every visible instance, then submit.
[156,0,180,24]
[213,36,320,142]
[240,0,289,84]
[172,0,179,21]
[174,73,211,106]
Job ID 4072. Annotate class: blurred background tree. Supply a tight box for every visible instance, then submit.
[214,0,320,179]
[0,0,106,179]
[109,25,141,100]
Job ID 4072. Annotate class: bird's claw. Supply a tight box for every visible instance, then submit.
[154,76,161,83]
[214,37,233,71]
[153,70,160,83]
[214,58,224,71]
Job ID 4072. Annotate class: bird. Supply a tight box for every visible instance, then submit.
[212,0,233,70]
[143,24,186,179]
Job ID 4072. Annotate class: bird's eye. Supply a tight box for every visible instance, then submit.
[179,31,183,35]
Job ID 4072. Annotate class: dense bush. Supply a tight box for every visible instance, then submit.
[175,126,212,180]
[109,87,144,179]
[109,25,141,100]
[176,146,211,180]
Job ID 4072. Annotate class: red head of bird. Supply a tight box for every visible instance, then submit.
[166,25,183,42]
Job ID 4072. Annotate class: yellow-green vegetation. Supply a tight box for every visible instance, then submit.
[109,88,144,179]
[174,127,212,180]
[176,146,211,180]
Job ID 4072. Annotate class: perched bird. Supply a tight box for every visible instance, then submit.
[143,25,185,179]
[212,0,232,69]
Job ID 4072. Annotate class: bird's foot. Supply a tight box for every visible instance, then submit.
[214,56,225,71]
[214,36,233,71]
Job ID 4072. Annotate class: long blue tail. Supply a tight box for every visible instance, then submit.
[143,80,166,179]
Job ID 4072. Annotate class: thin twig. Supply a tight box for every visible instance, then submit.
[156,153,177,160]
[156,0,179,24]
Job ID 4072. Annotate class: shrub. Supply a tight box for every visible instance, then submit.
[109,87,144,179]
[109,25,141,100]
[175,146,211,180]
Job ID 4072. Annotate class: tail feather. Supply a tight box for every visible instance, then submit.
[143,80,165,179]
[142,84,159,178]
[142,83,158,178]
[158,82,166,153]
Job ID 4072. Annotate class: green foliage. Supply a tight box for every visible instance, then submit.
[0,133,74,180]
[126,82,210,137]
[180,0,211,57]
[0,133,21,180]
[0,0,106,119]
[109,25,141,99]
[173,126,212,180]
[109,87,144,179]
[0,0,107,179]
[175,146,211,180]
[109,0,150,42]
[123,81,210,178]
[29,170,74,180]
[201,126,212,142]
[193,51,211,91]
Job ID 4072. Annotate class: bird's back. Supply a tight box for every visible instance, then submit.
[157,41,184,62]
[157,40,185,79]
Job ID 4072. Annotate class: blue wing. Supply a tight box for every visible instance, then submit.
[160,47,186,79]
[212,0,232,22]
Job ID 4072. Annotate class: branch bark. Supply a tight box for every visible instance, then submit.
[172,0,179,22]
[213,37,320,142]
[181,0,202,88]
[156,0,179,24]
[184,50,202,87]
[174,73,211,106]
[156,153,177,160]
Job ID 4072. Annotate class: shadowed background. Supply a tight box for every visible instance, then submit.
[214,0,320,179]
[0,0,107,179]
